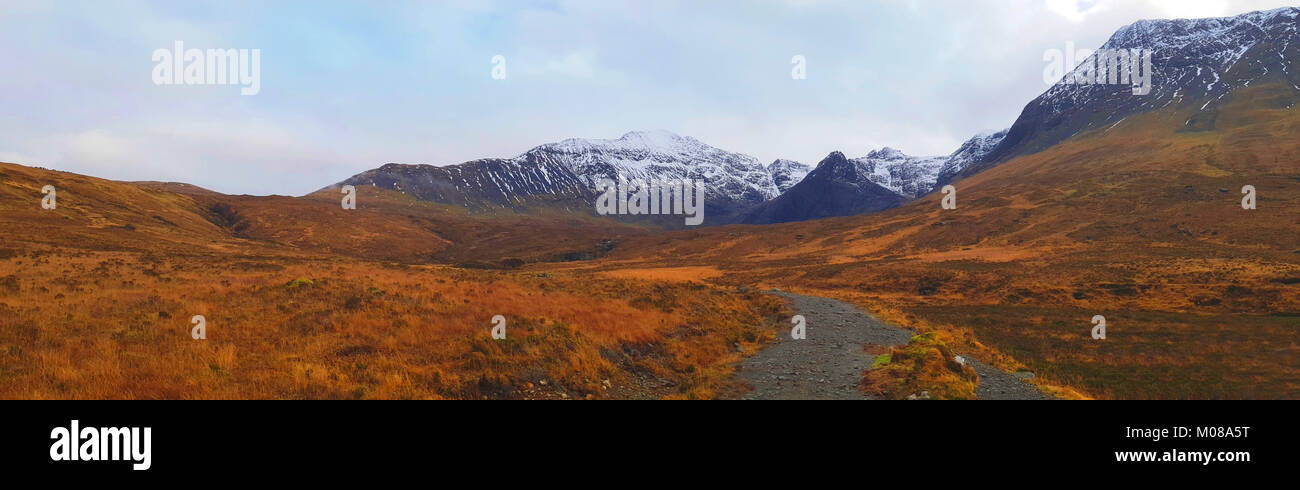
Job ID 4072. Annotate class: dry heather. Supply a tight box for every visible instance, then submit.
[0,249,789,399]
[0,166,788,400]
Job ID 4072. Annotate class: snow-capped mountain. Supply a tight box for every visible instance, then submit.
[767,159,811,192]
[980,7,1300,168]
[832,128,1008,202]
[1070,6,1298,111]
[335,130,792,225]
[517,130,782,205]
[849,148,948,199]
[336,127,998,227]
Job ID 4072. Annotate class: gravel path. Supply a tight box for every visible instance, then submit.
[735,291,911,400]
[734,291,1053,400]
[962,357,1054,400]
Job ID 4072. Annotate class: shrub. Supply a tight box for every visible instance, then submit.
[206,203,250,236]
[284,278,315,288]
[862,332,979,400]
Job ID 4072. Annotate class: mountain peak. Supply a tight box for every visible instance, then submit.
[865,147,907,159]
[618,129,687,142]
[742,151,903,224]
[850,147,946,199]
[602,130,704,152]
[537,129,710,158]
[1127,6,1295,28]
[767,159,811,193]
[970,129,1006,140]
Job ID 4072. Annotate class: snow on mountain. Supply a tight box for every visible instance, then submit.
[1042,6,1300,113]
[985,7,1300,165]
[844,129,1008,200]
[767,159,811,192]
[517,130,781,205]
[849,148,947,199]
[936,129,1009,184]
[336,130,794,225]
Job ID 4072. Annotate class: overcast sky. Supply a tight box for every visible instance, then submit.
[0,0,1295,195]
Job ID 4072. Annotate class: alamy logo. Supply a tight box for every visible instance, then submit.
[491,314,506,340]
[492,55,507,80]
[1091,315,1107,340]
[595,178,706,226]
[341,185,357,210]
[1044,42,1153,95]
[152,41,261,95]
[191,314,207,340]
[49,420,152,471]
[41,185,56,210]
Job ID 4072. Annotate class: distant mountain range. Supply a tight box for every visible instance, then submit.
[335,7,1297,226]
[339,130,795,225]
[335,127,1008,226]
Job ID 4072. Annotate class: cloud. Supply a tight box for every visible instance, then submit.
[1045,0,1113,23]
[540,52,597,79]
[1045,0,1273,23]
[1145,0,1236,19]
[0,151,44,166]
[15,119,353,195]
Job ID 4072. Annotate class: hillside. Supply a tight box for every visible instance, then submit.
[0,163,651,265]
[965,6,1300,178]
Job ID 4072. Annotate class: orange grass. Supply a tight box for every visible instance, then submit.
[0,250,789,399]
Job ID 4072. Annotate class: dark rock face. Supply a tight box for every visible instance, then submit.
[342,159,591,209]
[963,7,1300,180]
[743,152,905,225]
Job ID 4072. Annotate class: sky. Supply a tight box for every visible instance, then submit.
[0,0,1295,195]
